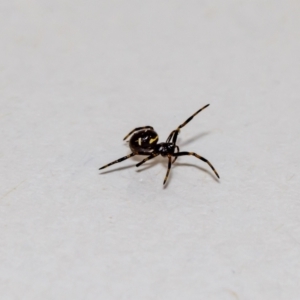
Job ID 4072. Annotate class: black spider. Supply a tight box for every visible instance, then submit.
[99,104,220,184]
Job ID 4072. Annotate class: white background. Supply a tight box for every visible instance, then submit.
[1,1,300,299]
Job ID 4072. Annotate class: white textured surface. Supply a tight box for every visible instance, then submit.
[1,1,300,299]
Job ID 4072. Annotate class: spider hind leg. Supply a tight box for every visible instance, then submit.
[99,153,136,170]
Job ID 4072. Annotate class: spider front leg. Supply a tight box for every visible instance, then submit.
[167,104,210,145]
[163,156,172,185]
[172,151,220,179]
[99,153,136,170]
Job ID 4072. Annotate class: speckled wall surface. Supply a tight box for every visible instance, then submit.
[0,1,300,299]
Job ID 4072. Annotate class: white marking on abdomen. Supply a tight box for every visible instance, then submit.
[149,136,158,144]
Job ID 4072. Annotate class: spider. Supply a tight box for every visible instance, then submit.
[99,104,220,184]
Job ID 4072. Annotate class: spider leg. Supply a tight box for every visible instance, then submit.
[163,156,172,185]
[172,146,180,164]
[136,153,159,167]
[172,151,220,179]
[123,126,154,141]
[167,104,210,145]
[99,152,141,170]
[166,130,176,143]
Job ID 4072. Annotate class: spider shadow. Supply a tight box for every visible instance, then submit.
[176,131,211,147]
[135,156,174,189]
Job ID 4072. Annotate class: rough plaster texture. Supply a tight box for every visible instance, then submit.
[1,1,300,299]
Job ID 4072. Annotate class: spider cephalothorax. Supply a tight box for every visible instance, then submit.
[99,104,219,185]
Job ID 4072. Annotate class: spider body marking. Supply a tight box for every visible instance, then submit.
[99,104,220,185]
[129,129,159,154]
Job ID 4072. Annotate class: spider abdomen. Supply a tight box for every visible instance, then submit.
[129,129,159,154]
